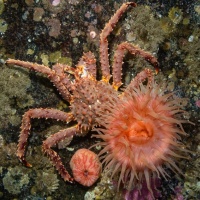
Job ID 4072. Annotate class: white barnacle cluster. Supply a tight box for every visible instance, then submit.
[33,168,59,195]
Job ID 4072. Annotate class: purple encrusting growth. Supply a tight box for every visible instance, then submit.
[123,178,161,200]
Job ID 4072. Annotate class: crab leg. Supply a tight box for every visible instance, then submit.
[42,126,77,183]
[6,59,52,74]
[100,2,137,83]
[6,59,72,101]
[52,63,73,100]
[17,108,74,168]
[124,68,154,95]
[112,42,159,90]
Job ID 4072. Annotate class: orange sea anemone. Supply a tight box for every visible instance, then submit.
[93,79,189,193]
[70,148,101,187]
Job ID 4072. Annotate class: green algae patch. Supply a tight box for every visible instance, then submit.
[0,19,8,34]
[49,51,72,65]
[41,53,49,66]
[0,0,5,14]
[58,56,72,66]
[0,65,34,128]
[49,51,62,63]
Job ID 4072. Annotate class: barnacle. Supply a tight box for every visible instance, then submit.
[183,138,200,198]
[179,28,200,95]
[160,17,176,34]
[0,134,4,147]
[3,166,30,195]
[26,146,53,169]
[0,142,19,167]
[192,182,200,192]
[84,170,115,200]
[168,7,183,24]
[33,168,59,196]
[0,66,33,128]
[124,5,165,52]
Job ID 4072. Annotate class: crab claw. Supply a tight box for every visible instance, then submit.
[19,156,32,168]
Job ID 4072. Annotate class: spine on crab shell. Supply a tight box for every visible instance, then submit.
[76,52,97,79]
[51,63,73,101]
[83,52,97,79]
[99,2,137,82]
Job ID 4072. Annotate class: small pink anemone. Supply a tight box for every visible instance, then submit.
[70,148,101,187]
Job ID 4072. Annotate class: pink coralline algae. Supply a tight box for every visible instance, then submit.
[51,0,60,6]
[195,99,200,108]
[46,18,61,38]
[173,185,184,200]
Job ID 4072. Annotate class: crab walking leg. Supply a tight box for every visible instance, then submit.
[112,42,159,90]
[42,126,77,183]
[6,59,52,74]
[17,108,74,167]
[100,2,137,82]
[52,63,73,101]
[124,68,154,95]
[6,59,72,101]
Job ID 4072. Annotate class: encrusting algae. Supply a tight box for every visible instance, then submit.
[32,168,59,196]
[3,166,30,195]
[124,5,165,52]
[168,7,183,25]
[0,66,34,129]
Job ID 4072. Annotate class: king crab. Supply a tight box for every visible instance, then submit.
[6,2,159,184]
